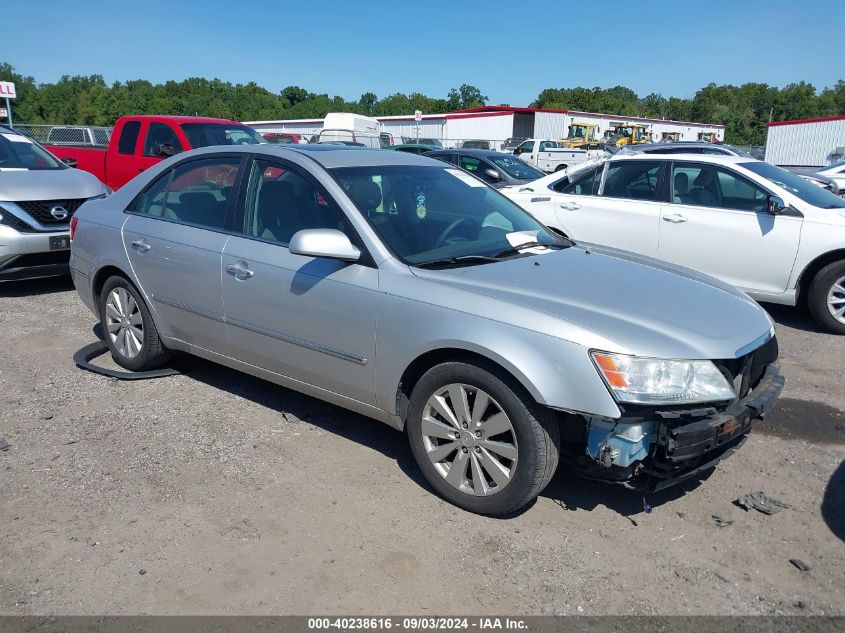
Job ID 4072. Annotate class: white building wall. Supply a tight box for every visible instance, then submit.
[533,112,569,139]
[378,117,446,144]
[444,114,514,149]
[764,119,845,167]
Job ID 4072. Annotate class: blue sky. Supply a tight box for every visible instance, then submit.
[5,0,843,105]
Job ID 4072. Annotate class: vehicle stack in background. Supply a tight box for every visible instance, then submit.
[244,106,725,153]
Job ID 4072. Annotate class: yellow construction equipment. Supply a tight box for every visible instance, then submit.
[605,123,650,148]
[698,131,718,142]
[661,131,682,142]
[561,122,601,149]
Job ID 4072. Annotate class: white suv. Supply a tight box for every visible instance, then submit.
[502,153,845,333]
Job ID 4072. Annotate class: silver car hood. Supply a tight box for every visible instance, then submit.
[0,168,106,201]
[411,244,773,360]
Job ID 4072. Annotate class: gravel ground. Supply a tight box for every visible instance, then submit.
[0,278,843,615]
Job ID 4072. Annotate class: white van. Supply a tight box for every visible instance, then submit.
[318,113,382,149]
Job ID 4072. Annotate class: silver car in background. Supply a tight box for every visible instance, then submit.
[0,125,110,281]
[69,145,784,515]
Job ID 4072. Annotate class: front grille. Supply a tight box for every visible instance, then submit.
[0,210,36,233]
[0,251,71,270]
[14,199,86,225]
[713,335,778,399]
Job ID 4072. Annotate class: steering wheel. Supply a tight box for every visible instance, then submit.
[434,217,474,249]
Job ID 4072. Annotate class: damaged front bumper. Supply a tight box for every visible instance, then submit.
[576,362,784,491]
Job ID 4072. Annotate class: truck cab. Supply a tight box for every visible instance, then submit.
[513,138,601,173]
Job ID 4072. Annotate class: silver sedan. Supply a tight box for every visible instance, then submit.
[69,145,784,515]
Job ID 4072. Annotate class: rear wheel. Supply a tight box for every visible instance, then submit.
[808,260,845,334]
[406,361,560,515]
[99,275,171,371]
[554,164,568,172]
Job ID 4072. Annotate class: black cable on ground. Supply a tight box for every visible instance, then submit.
[73,340,181,381]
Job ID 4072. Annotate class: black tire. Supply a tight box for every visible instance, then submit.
[98,275,171,371]
[406,360,560,515]
[807,260,845,334]
[554,164,568,172]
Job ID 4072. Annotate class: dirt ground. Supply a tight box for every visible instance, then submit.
[1,278,843,616]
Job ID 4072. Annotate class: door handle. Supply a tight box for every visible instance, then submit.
[131,239,151,253]
[662,213,688,223]
[226,263,255,280]
[560,202,580,211]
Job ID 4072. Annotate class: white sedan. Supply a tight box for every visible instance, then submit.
[501,153,845,333]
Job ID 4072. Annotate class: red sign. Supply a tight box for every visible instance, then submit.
[0,81,16,99]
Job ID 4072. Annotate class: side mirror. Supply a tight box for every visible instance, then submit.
[767,195,787,215]
[288,228,361,262]
[154,143,179,158]
[483,168,501,182]
[61,157,78,168]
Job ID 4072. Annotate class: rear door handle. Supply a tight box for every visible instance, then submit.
[226,262,255,280]
[560,201,580,211]
[131,239,151,253]
[662,213,688,223]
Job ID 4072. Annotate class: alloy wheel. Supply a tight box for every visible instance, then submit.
[827,275,845,324]
[420,383,518,496]
[105,287,144,359]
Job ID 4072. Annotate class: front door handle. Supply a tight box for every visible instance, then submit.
[662,213,688,223]
[560,201,581,211]
[131,239,151,253]
[226,262,255,280]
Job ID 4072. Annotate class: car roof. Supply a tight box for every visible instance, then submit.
[261,145,445,168]
[611,152,752,166]
[430,148,507,158]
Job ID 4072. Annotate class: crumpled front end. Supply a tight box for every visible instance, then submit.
[572,336,784,491]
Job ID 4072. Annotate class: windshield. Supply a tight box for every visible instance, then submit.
[332,165,559,266]
[180,123,266,148]
[0,130,64,170]
[742,161,845,209]
[491,155,545,180]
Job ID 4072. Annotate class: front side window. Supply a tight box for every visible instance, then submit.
[242,159,350,245]
[131,157,239,229]
[117,121,141,155]
[602,161,662,201]
[143,123,183,157]
[539,141,558,151]
[516,140,534,153]
[332,165,560,266]
[671,163,767,211]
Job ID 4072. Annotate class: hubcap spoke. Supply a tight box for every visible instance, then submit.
[422,416,459,441]
[105,304,122,321]
[421,383,517,497]
[426,441,458,463]
[828,275,845,324]
[479,439,518,461]
[129,312,143,326]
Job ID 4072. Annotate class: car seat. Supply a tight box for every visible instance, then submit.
[689,169,720,207]
[255,181,302,243]
[673,172,691,203]
[174,192,224,228]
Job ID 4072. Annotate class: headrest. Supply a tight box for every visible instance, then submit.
[693,169,715,187]
[348,180,382,211]
[673,171,689,194]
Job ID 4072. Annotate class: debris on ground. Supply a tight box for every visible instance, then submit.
[734,491,792,515]
[138,569,147,575]
[712,514,735,528]
[0,438,10,452]
[789,559,811,572]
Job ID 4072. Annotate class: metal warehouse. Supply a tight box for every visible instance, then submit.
[764,115,845,167]
[244,106,724,150]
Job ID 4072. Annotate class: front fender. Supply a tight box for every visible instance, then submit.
[374,290,622,422]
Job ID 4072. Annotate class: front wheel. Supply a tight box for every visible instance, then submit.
[406,361,560,515]
[807,260,845,334]
[99,275,172,371]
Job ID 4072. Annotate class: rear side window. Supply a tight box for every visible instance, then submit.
[602,161,662,201]
[556,166,602,195]
[129,157,240,230]
[117,121,142,155]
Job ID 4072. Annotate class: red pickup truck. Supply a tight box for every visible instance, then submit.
[45,115,266,190]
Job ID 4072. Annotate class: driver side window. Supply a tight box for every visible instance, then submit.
[143,123,182,158]
[555,166,602,195]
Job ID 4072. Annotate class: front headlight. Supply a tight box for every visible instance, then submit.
[591,351,735,405]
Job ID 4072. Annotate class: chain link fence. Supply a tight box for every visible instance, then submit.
[14,124,112,146]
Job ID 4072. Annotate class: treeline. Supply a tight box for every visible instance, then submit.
[2,63,844,145]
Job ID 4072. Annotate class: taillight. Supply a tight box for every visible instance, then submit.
[69,216,78,241]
